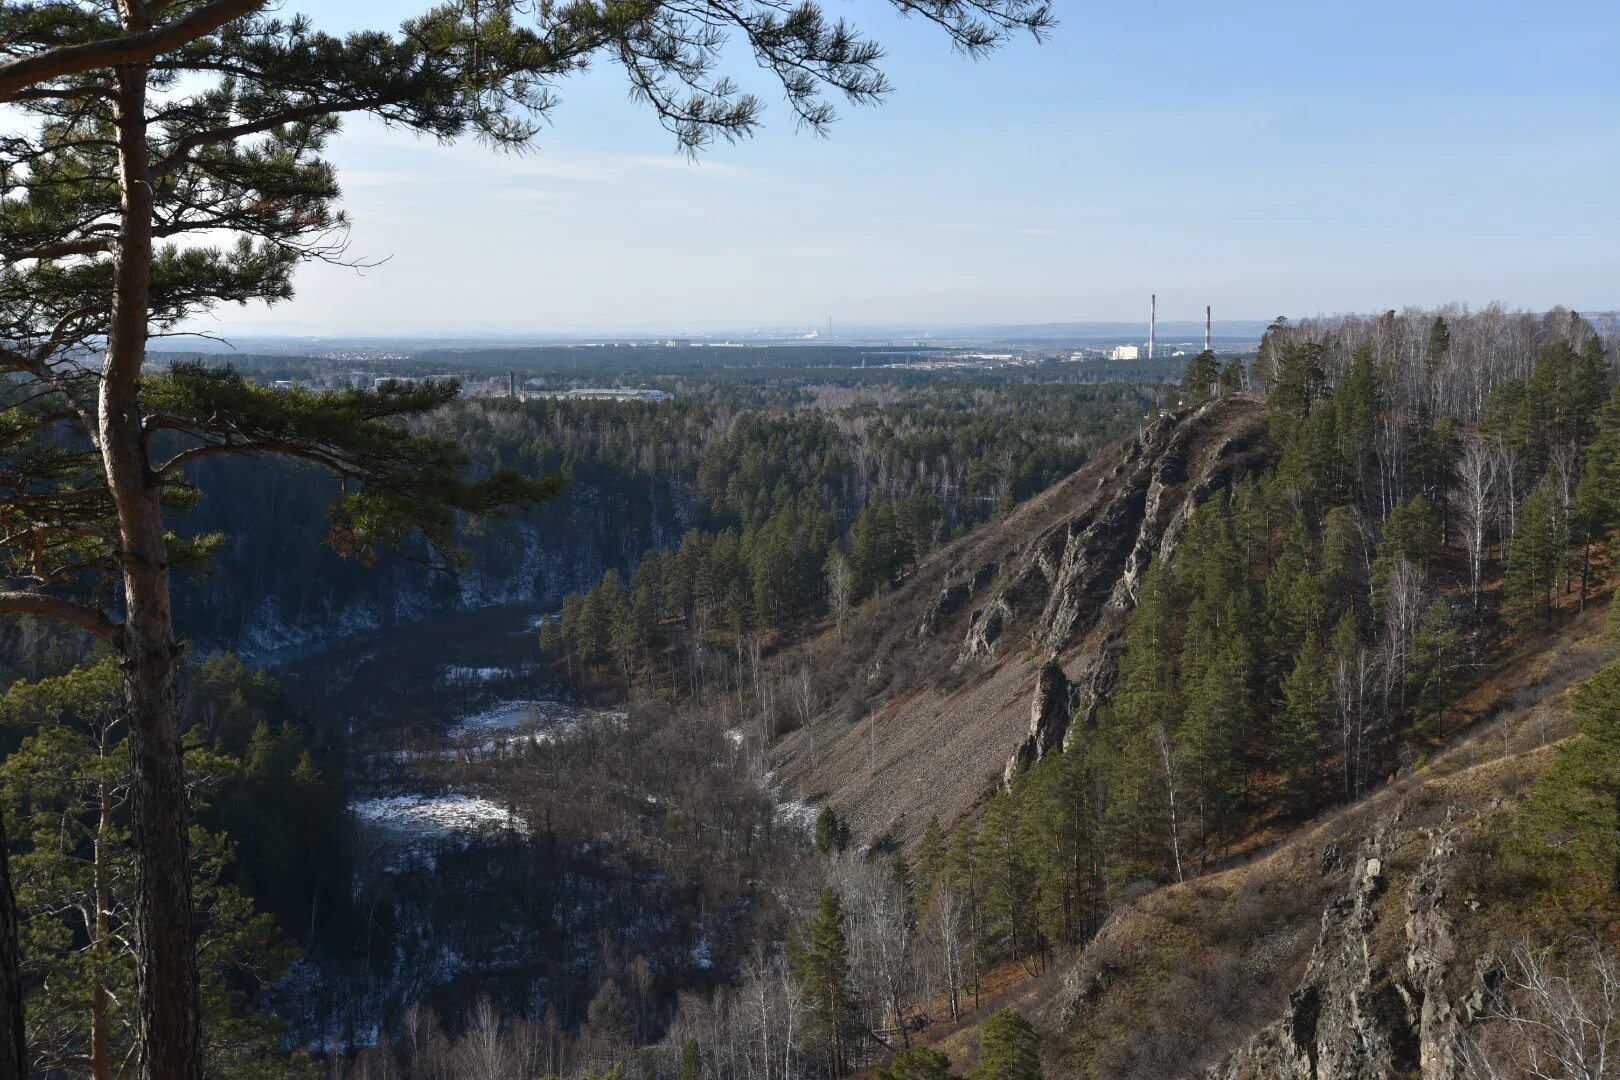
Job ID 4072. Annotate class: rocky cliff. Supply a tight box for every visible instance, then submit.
[773,395,1274,847]
[1205,815,1491,1080]
[1027,605,1613,1080]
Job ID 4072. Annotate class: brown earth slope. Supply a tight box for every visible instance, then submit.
[772,395,1274,848]
[892,602,1614,1080]
[1035,601,1614,1080]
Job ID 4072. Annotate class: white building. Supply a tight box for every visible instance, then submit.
[1109,344,1143,362]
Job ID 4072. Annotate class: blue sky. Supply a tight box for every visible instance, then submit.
[202,0,1620,336]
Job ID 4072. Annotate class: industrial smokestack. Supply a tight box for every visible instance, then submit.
[1205,306,1212,353]
[1149,294,1156,361]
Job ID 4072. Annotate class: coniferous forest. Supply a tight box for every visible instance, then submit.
[6,304,1619,1080]
[3,4,1619,1080]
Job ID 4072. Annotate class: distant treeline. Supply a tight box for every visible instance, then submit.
[164,345,1200,397]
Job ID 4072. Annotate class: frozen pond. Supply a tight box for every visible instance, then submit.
[349,696,621,863]
[351,793,526,839]
[448,698,624,741]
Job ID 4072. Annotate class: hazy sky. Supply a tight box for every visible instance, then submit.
[196,0,1620,336]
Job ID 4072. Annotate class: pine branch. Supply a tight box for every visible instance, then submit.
[0,0,269,102]
[0,591,118,640]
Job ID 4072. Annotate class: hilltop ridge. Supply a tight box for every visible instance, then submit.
[774,394,1275,845]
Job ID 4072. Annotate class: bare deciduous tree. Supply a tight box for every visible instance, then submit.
[827,553,854,640]
[1458,436,1500,611]
[1154,725,1187,884]
[1464,937,1620,1080]
[1334,645,1381,799]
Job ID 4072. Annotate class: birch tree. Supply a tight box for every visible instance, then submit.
[1457,436,1499,611]
[1463,938,1620,1080]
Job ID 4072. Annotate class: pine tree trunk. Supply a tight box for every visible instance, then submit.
[0,809,24,1080]
[106,51,204,1080]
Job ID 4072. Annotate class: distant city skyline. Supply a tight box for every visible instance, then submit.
[186,0,1619,338]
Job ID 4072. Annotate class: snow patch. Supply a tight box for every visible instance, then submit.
[442,665,516,684]
[351,793,527,841]
[775,798,818,834]
[447,699,624,742]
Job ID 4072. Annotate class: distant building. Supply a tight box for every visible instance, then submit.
[534,388,674,403]
[1109,344,1143,362]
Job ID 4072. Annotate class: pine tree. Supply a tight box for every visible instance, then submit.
[1100,562,1184,886]
[1504,480,1565,632]
[1425,316,1451,373]
[1218,357,1247,396]
[1410,419,1461,530]
[850,501,906,599]
[585,979,636,1068]
[1382,495,1444,572]
[679,1039,704,1080]
[1329,610,1379,799]
[946,824,988,1010]
[1267,342,1326,446]
[1319,506,1369,622]
[879,1047,956,1080]
[1263,520,1328,686]
[0,662,311,1080]
[1570,390,1620,605]
[1509,657,1620,905]
[1016,750,1098,949]
[1406,599,1463,739]
[788,889,855,1075]
[979,795,1035,965]
[1334,343,1386,499]
[1180,351,1219,403]
[1277,633,1332,807]
[970,1010,1041,1080]
[815,807,852,856]
[916,817,948,907]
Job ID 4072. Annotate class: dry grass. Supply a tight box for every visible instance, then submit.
[772,398,1273,850]
[1021,599,1618,1080]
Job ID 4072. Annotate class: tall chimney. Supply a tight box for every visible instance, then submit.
[1149,294,1156,361]
[509,371,516,399]
[1205,306,1212,353]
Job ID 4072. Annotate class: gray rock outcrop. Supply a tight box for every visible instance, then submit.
[1208,812,1494,1080]
[973,397,1272,779]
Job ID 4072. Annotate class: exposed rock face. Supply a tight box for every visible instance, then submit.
[917,564,998,639]
[1005,663,1076,785]
[774,395,1273,851]
[1208,813,1491,1080]
[977,397,1272,779]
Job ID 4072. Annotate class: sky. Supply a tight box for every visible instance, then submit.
[194,0,1620,337]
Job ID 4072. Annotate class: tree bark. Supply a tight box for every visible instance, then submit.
[105,44,204,1080]
[0,808,24,1080]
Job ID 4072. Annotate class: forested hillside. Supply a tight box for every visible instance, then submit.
[4,306,1617,1080]
[338,305,1620,1080]
[0,368,1158,1076]
[739,305,1620,1080]
[169,381,1153,651]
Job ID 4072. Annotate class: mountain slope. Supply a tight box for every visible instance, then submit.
[773,394,1274,846]
[907,601,1613,1080]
